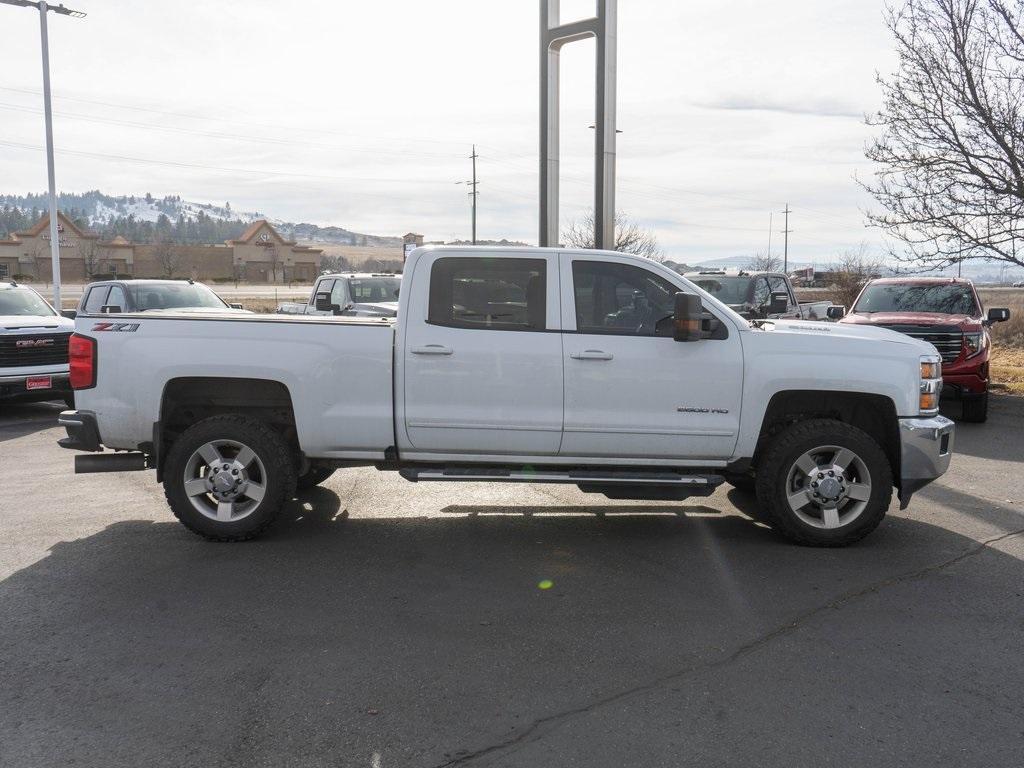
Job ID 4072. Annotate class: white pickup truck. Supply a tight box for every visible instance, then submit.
[58,247,954,547]
[276,273,400,317]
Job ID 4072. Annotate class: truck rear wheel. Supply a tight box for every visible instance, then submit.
[163,414,297,541]
[961,392,988,423]
[755,419,892,547]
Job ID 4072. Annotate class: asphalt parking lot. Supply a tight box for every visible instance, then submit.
[1,398,1023,768]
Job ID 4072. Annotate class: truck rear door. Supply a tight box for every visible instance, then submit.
[397,251,563,456]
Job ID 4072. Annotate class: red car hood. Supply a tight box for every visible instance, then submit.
[843,311,978,327]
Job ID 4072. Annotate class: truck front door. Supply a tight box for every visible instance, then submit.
[559,254,743,461]
[399,252,563,456]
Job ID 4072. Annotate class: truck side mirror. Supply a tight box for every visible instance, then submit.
[60,309,77,320]
[827,305,847,320]
[987,307,1010,325]
[768,292,789,315]
[674,293,703,342]
[314,292,333,312]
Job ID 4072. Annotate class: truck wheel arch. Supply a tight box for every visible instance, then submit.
[156,377,298,481]
[746,390,900,488]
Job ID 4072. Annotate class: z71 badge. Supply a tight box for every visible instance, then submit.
[91,322,141,332]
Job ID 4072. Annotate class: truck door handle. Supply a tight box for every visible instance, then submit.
[411,344,453,356]
[570,349,614,361]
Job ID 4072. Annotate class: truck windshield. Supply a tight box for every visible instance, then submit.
[689,276,751,305]
[854,283,978,315]
[346,277,400,303]
[0,285,56,316]
[128,283,228,311]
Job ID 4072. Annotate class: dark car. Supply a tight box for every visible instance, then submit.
[76,279,249,316]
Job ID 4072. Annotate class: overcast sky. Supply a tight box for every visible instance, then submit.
[0,0,896,263]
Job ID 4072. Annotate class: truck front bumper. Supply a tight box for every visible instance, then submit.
[898,415,955,509]
[0,371,71,401]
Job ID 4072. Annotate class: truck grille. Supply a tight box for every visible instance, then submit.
[0,332,71,368]
[875,324,963,363]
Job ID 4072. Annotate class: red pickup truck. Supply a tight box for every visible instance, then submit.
[838,277,1010,422]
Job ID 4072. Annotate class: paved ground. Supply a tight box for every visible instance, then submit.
[1,398,1022,768]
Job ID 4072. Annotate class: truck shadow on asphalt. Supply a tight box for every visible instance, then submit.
[0,400,64,443]
[2,486,1024,766]
[937,394,1024,462]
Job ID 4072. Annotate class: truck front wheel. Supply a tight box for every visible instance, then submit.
[163,415,297,541]
[755,419,892,547]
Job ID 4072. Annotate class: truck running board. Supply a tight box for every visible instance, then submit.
[399,467,724,499]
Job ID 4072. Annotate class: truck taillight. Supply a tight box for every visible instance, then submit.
[69,334,97,389]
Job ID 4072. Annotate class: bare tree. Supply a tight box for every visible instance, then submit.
[153,239,180,279]
[267,245,281,283]
[82,241,100,281]
[562,212,664,261]
[319,254,352,274]
[746,250,783,272]
[864,0,1024,271]
[828,244,886,309]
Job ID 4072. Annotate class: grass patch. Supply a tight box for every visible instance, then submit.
[991,347,1024,395]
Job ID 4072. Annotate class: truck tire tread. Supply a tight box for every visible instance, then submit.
[755,418,892,547]
[163,414,297,542]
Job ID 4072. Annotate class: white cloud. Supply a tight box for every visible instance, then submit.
[0,0,895,262]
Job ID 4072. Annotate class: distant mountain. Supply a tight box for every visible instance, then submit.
[0,190,398,247]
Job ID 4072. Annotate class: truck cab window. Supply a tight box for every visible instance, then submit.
[106,285,127,311]
[767,276,791,305]
[428,257,546,331]
[572,260,676,336]
[84,286,110,314]
[752,277,771,308]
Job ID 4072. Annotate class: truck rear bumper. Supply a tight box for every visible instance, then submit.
[898,415,955,509]
[57,409,103,452]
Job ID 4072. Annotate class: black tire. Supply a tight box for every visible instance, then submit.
[297,464,336,490]
[163,414,297,541]
[755,418,892,547]
[961,392,988,423]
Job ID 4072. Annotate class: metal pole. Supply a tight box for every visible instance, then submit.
[540,0,616,249]
[38,1,62,309]
[471,144,478,245]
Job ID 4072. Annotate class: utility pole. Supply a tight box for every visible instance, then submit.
[1,0,86,310]
[780,204,792,274]
[456,145,479,245]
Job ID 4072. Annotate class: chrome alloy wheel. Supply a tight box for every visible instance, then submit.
[784,445,873,530]
[182,439,268,522]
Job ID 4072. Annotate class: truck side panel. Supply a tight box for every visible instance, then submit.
[74,315,395,459]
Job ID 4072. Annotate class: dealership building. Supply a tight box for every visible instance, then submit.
[0,213,323,283]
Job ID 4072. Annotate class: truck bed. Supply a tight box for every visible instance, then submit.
[74,311,397,459]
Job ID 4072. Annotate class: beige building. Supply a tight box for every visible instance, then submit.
[0,213,322,284]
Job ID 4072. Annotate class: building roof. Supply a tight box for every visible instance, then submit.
[228,219,294,246]
[103,235,133,248]
[18,211,99,240]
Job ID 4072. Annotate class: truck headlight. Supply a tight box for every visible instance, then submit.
[964,331,987,359]
[919,354,942,414]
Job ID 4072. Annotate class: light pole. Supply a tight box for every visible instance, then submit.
[1,1,86,310]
